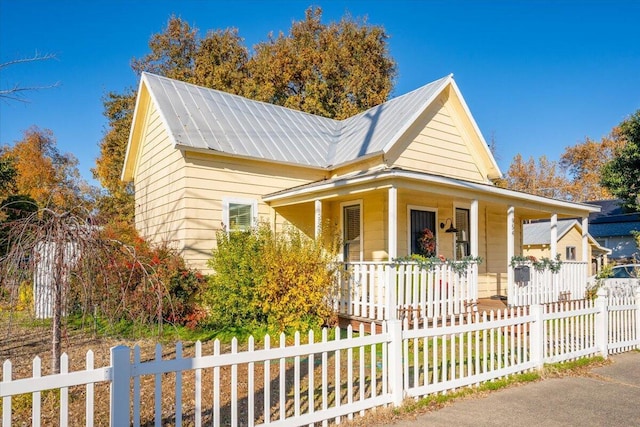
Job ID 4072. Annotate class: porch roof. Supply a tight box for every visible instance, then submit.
[263,167,601,217]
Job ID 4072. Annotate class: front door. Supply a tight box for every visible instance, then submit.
[410,209,436,256]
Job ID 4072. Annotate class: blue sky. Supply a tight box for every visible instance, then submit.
[1,0,639,187]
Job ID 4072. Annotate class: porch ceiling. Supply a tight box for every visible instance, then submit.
[263,168,600,218]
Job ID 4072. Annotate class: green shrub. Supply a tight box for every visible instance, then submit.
[203,222,340,332]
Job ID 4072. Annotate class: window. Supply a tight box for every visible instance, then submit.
[222,197,257,231]
[409,208,436,256]
[566,246,576,261]
[455,208,470,259]
[342,203,362,262]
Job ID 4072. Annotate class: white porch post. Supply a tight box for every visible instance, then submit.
[314,199,322,239]
[387,186,398,321]
[470,199,479,257]
[388,186,397,259]
[507,206,515,306]
[581,216,589,263]
[550,213,558,259]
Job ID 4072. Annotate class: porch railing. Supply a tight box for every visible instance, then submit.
[508,261,588,307]
[337,261,479,321]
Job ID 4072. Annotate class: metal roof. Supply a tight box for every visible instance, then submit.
[523,219,577,245]
[141,72,452,168]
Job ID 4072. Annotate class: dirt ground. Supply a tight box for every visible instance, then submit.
[0,317,242,426]
[0,316,384,426]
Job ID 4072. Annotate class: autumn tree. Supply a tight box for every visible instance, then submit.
[503,154,571,199]
[93,91,137,223]
[95,9,396,224]
[131,15,198,83]
[194,28,249,94]
[0,127,86,210]
[244,7,396,119]
[601,110,640,211]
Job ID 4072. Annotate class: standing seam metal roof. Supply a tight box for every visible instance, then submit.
[141,72,452,168]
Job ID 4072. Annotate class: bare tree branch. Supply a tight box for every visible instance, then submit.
[0,52,60,102]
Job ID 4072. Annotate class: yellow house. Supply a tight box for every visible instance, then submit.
[122,72,600,316]
[523,219,610,274]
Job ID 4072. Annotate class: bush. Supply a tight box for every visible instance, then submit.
[203,222,339,332]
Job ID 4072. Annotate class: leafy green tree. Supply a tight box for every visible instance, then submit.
[601,110,640,210]
[0,157,17,198]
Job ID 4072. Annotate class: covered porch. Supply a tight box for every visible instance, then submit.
[264,168,601,321]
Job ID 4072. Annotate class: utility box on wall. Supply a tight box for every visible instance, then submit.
[514,265,530,283]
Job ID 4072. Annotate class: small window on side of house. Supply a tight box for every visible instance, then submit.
[223,197,257,231]
[566,246,576,261]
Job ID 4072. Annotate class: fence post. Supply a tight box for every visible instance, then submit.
[110,345,131,427]
[386,263,397,321]
[529,304,544,369]
[595,288,609,359]
[635,288,640,350]
[387,319,404,406]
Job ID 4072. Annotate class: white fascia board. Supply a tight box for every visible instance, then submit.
[263,169,601,214]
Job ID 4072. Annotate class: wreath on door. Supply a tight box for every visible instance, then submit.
[418,228,436,257]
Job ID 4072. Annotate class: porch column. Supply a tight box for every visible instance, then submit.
[581,216,589,263]
[314,199,322,239]
[388,186,397,259]
[507,206,515,305]
[550,213,558,258]
[470,199,479,257]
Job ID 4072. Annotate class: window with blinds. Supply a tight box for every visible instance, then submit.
[343,204,361,262]
[455,208,470,258]
[229,203,253,231]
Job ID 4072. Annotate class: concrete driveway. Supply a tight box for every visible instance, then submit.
[385,351,640,427]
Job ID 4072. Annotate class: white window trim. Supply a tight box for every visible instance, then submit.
[454,203,472,258]
[340,200,363,262]
[406,205,438,255]
[222,197,258,231]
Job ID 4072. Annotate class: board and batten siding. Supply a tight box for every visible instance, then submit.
[388,95,487,184]
[181,152,326,271]
[134,101,187,251]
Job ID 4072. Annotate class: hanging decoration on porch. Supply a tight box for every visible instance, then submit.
[510,254,563,273]
[417,228,436,257]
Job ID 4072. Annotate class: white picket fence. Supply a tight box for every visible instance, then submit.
[2,289,639,426]
[508,261,588,307]
[338,261,478,321]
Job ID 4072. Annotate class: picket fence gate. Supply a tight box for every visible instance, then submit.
[2,288,639,427]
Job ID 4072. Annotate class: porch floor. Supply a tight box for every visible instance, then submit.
[337,297,509,332]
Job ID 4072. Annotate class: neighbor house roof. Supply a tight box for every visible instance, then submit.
[125,72,501,174]
[523,219,577,245]
[586,199,640,238]
[523,219,611,254]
